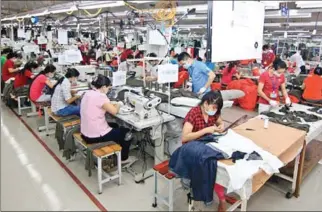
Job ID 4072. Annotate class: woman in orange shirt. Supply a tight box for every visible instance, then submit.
[302,67,322,103]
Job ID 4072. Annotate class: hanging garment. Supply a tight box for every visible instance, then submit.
[308,107,322,115]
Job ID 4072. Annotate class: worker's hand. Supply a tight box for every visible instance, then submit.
[216,123,225,133]
[203,126,217,134]
[198,87,207,95]
[75,95,81,99]
[285,97,291,106]
[71,90,77,95]
[269,100,279,107]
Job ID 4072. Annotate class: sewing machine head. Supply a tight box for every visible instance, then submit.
[125,91,162,120]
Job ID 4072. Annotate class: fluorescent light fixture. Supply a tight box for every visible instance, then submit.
[30,10,49,17]
[296,1,322,8]
[78,1,124,10]
[49,5,78,14]
[284,31,287,38]
[312,29,317,35]
[274,30,310,33]
[265,21,322,27]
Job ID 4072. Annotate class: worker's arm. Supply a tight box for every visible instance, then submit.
[182,122,217,143]
[45,79,55,89]
[257,82,271,102]
[215,116,225,132]
[204,71,216,89]
[8,67,19,73]
[280,82,288,98]
[66,95,80,104]
[234,71,241,79]
[301,83,306,90]
[102,102,120,116]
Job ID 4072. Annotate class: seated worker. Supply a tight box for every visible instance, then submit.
[178,52,215,95]
[118,55,134,72]
[182,91,227,211]
[302,67,322,104]
[29,64,57,102]
[262,44,275,69]
[51,68,81,117]
[1,48,13,92]
[221,61,241,86]
[257,60,291,114]
[80,74,134,164]
[11,61,38,100]
[2,52,19,82]
[203,52,215,71]
[145,52,159,82]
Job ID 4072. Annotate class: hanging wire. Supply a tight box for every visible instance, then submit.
[83,8,102,17]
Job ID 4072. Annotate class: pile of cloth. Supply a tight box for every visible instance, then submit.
[169,130,283,205]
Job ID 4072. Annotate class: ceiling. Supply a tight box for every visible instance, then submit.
[1,1,322,39]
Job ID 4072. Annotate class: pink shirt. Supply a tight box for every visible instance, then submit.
[80,90,112,138]
[29,74,47,102]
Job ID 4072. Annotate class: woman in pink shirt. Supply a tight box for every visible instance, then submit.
[80,75,133,163]
[29,64,56,102]
[221,61,241,86]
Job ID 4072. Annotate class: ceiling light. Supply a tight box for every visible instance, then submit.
[274,30,310,33]
[78,1,124,10]
[284,31,287,38]
[312,29,317,35]
[296,1,322,8]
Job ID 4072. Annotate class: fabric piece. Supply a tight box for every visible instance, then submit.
[36,94,51,102]
[51,78,72,113]
[258,103,272,115]
[208,129,284,193]
[247,151,263,161]
[80,90,112,138]
[308,107,322,115]
[231,151,247,163]
[14,70,33,88]
[188,60,211,94]
[258,71,285,105]
[169,141,225,205]
[29,74,48,102]
[261,111,310,132]
[278,107,321,122]
[183,106,219,133]
[2,59,16,82]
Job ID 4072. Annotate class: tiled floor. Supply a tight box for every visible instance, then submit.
[1,104,322,211]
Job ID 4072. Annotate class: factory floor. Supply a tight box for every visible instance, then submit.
[1,103,322,211]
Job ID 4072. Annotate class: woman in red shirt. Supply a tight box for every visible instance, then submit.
[257,61,290,114]
[11,61,38,99]
[182,91,227,211]
[221,61,240,86]
[29,64,56,102]
[2,52,19,82]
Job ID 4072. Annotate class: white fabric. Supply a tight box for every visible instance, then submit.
[171,97,200,107]
[208,129,283,193]
[258,103,271,114]
[269,100,278,107]
[36,94,51,102]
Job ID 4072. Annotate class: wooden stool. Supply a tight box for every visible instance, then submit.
[73,133,122,194]
[152,160,176,211]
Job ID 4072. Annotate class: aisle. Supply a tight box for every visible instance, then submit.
[0,105,100,211]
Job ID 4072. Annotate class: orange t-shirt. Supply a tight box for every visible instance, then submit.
[302,75,322,100]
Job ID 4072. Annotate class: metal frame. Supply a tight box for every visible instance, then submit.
[17,96,32,116]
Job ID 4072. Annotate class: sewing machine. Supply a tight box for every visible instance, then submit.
[125,91,162,120]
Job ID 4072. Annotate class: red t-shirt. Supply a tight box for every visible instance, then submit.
[302,75,322,100]
[221,67,237,85]
[262,51,275,68]
[29,74,47,102]
[183,106,219,133]
[258,71,285,105]
[120,49,133,62]
[2,59,16,81]
[14,70,33,88]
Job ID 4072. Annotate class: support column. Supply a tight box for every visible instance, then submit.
[206,1,213,62]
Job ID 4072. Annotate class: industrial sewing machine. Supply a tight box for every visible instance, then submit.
[124,91,162,120]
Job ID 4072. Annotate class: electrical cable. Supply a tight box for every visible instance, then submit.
[83,8,103,17]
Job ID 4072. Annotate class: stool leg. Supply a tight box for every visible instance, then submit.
[152,171,158,208]
[18,97,21,116]
[44,107,49,136]
[98,157,103,194]
[117,152,122,185]
[169,179,174,211]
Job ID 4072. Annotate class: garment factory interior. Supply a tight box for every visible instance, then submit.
[1,1,322,211]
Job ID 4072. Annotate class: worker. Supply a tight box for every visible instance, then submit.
[302,67,322,104]
[257,60,291,114]
[145,52,159,82]
[2,52,19,83]
[178,52,215,95]
[262,44,275,69]
[118,55,134,72]
[1,48,13,93]
[169,48,178,64]
[29,64,56,102]
[203,52,215,71]
[221,61,241,86]
[120,44,134,62]
[11,61,38,100]
[290,50,305,75]
[80,74,134,164]
[182,91,227,211]
[51,68,81,117]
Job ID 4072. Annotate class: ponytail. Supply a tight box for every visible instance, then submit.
[51,68,80,97]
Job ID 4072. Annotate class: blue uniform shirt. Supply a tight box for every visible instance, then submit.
[205,61,215,71]
[188,60,211,94]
